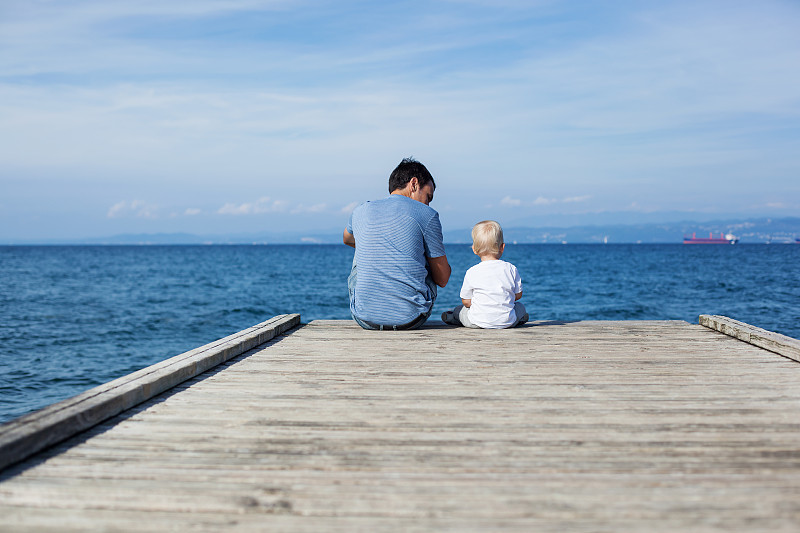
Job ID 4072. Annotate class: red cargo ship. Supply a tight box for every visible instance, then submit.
[683,232,738,244]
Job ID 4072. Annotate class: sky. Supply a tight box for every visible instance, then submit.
[1,0,799,241]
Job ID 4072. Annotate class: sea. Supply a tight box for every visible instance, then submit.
[1,243,798,424]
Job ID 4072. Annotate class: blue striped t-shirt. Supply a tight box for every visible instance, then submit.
[347,194,446,325]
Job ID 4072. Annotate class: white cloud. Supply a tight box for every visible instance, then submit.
[340,202,359,214]
[291,203,327,214]
[500,196,522,207]
[624,202,662,213]
[217,197,288,215]
[184,208,202,216]
[500,194,589,208]
[563,195,591,203]
[107,201,128,218]
[107,200,159,219]
[217,203,249,215]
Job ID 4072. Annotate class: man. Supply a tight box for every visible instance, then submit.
[344,158,451,330]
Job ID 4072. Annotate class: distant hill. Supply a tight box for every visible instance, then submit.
[6,217,799,245]
[6,231,344,246]
[443,217,800,244]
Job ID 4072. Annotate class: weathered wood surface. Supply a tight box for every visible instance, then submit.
[0,314,300,472]
[2,319,800,532]
[701,314,800,363]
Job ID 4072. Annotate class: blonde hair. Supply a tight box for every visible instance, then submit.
[471,220,504,256]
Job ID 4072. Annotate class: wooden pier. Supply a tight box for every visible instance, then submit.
[1,315,800,531]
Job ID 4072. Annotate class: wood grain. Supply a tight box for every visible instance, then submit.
[700,314,800,362]
[1,318,799,531]
[0,314,300,471]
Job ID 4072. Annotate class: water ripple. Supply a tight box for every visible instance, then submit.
[1,243,798,424]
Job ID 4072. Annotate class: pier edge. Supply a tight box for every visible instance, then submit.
[0,313,301,472]
[700,314,800,363]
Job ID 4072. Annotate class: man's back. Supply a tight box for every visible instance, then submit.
[348,195,445,324]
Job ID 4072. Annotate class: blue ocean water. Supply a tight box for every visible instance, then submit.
[1,244,798,424]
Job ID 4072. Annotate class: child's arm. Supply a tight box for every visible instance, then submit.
[461,298,471,308]
[515,291,522,301]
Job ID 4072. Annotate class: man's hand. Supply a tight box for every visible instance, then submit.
[427,255,451,287]
[343,228,356,248]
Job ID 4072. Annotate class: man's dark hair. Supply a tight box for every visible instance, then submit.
[388,157,435,193]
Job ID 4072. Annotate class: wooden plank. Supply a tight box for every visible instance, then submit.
[2,319,800,531]
[0,314,300,472]
[700,314,800,362]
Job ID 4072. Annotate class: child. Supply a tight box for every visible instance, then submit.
[442,220,528,329]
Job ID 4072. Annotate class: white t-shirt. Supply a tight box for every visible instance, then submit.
[459,259,523,329]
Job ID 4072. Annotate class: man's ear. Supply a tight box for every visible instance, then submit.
[409,176,419,191]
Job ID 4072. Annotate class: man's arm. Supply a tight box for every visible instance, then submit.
[343,228,355,248]
[427,255,451,287]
